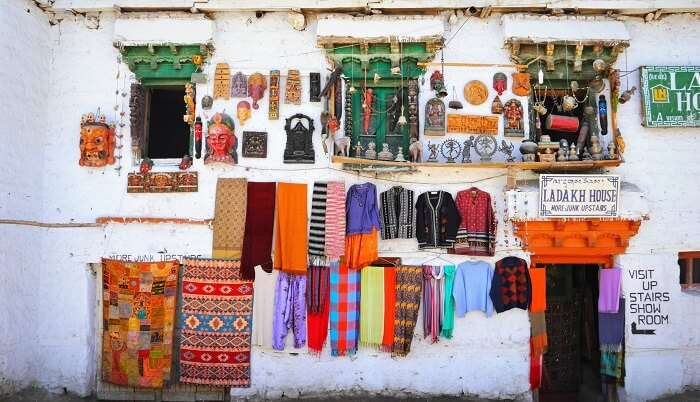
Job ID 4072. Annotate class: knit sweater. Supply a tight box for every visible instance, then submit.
[452,260,494,317]
[489,256,531,313]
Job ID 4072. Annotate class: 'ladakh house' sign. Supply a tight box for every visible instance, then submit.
[641,66,700,127]
[539,174,620,218]
[447,114,499,135]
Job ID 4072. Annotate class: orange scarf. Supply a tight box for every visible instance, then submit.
[381,268,396,352]
[273,183,308,274]
[529,267,546,313]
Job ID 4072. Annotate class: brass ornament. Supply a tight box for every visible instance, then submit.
[464,80,488,105]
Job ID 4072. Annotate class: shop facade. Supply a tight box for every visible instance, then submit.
[2,1,700,401]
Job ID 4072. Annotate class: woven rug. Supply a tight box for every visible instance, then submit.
[179,258,253,387]
[212,178,247,259]
[101,258,179,388]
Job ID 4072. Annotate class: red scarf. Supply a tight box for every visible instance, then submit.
[381,268,396,351]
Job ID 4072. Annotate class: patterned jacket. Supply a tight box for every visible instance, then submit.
[379,186,415,240]
[415,191,461,249]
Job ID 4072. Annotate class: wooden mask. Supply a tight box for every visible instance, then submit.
[79,112,116,167]
[248,73,267,110]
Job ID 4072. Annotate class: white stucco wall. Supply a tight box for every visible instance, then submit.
[2,6,700,401]
[0,0,51,395]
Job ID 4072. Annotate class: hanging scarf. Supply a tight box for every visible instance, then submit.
[530,312,548,356]
[240,181,276,280]
[529,267,547,313]
[212,178,247,259]
[330,261,360,356]
[599,267,622,313]
[273,183,308,274]
[360,266,385,349]
[308,182,328,257]
[381,268,396,352]
[423,265,444,343]
[307,264,330,355]
[392,266,422,357]
[324,182,346,260]
[440,265,456,339]
[599,298,625,351]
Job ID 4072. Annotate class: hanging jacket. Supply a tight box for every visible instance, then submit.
[415,191,461,249]
[451,187,497,256]
[489,256,531,313]
[379,186,415,240]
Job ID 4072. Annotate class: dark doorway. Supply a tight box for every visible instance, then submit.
[541,264,603,402]
[147,86,190,159]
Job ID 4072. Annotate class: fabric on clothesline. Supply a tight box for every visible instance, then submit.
[600,350,624,379]
[212,178,247,259]
[530,311,548,356]
[451,188,496,256]
[346,183,382,235]
[240,181,276,280]
[274,183,308,274]
[490,256,531,313]
[101,259,179,388]
[330,261,360,356]
[422,265,444,343]
[308,182,328,257]
[272,272,306,350]
[307,264,330,355]
[179,258,253,387]
[360,266,385,349]
[379,186,415,240]
[381,267,396,352]
[344,229,378,270]
[392,265,423,357]
[324,181,346,260]
[251,265,279,349]
[530,347,542,390]
[440,265,457,339]
[452,260,494,317]
[529,267,547,313]
[599,298,625,348]
[598,268,622,313]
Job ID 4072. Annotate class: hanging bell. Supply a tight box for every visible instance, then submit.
[437,87,448,98]
[373,73,381,84]
[398,106,408,126]
[562,95,578,112]
[618,86,637,104]
[570,81,579,93]
[538,68,544,85]
[348,86,357,94]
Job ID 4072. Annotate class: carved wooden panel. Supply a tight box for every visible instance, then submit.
[213,63,230,100]
[128,83,146,161]
[269,70,280,120]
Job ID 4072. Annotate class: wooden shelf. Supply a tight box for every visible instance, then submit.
[332,156,622,171]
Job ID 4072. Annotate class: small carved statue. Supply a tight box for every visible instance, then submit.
[378,143,394,161]
[499,140,515,162]
[427,141,439,162]
[557,139,569,162]
[79,111,116,167]
[365,142,377,159]
[424,98,446,136]
[183,83,195,125]
[607,141,617,160]
[237,101,252,126]
[231,72,248,98]
[409,137,422,162]
[283,113,315,163]
[503,99,524,136]
[589,135,604,160]
[334,136,350,157]
[204,112,237,165]
[568,144,579,161]
[353,141,364,158]
[139,157,154,174]
[395,147,406,162]
[430,70,447,97]
[362,87,374,135]
[462,136,475,163]
[179,155,193,170]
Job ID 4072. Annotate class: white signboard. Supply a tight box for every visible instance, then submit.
[539,174,620,218]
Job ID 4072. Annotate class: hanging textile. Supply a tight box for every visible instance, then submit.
[101,259,179,388]
[529,267,547,313]
[308,182,328,257]
[600,350,624,380]
[251,265,279,349]
[274,183,308,274]
[324,181,346,260]
[440,265,457,339]
[415,191,461,249]
[379,186,415,240]
[307,264,331,354]
[344,229,379,270]
[381,267,396,352]
[530,312,548,356]
[212,178,247,259]
[330,261,360,356]
[179,258,253,387]
[392,265,423,357]
[240,181,276,280]
[598,267,622,313]
[452,261,494,317]
[599,298,625,350]
[490,256,531,313]
[529,348,543,390]
[452,188,497,256]
[360,266,385,348]
[422,265,444,343]
[272,272,307,350]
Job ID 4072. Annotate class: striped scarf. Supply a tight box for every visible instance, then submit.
[330,261,360,356]
[307,264,330,354]
[359,266,385,349]
[308,182,328,257]
[422,265,444,343]
[324,182,346,260]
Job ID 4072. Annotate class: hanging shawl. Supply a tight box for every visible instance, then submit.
[392,265,423,357]
[308,182,328,258]
[307,264,330,354]
[360,266,385,349]
[381,267,396,352]
[440,265,457,339]
[599,298,625,351]
[330,261,360,356]
[422,265,444,343]
[324,181,346,259]
[599,268,622,313]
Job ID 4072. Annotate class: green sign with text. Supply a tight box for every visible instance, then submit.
[641,66,700,127]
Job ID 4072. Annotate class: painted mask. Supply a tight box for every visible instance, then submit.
[79,112,116,167]
[248,72,267,110]
[204,112,237,165]
[237,100,252,126]
[493,72,507,96]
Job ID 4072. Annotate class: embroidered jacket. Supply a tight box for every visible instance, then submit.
[379,186,415,240]
[451,187,497,256]
[346,183,381,235]
[415,191,461,249]
[489,256,531,313]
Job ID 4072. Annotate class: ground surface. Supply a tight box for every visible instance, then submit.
[2,388,700,402]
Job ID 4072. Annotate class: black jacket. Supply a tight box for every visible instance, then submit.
[415,191,461,249]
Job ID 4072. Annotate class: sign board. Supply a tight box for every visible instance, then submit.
[539,174,620,218]
[641,66,700,127]
[447,114,499,135]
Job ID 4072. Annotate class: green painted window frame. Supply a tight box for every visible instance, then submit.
[350,83,410,158]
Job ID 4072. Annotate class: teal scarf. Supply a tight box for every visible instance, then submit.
[441,265,456,338]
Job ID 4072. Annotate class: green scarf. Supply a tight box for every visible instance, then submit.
[360,266,385,348]
[441,265,457,339]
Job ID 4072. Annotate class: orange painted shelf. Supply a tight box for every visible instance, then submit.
[332,156,622,171]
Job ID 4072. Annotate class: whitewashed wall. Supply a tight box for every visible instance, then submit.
[2,5,700,401]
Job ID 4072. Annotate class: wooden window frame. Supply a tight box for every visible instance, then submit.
[679,251,700,290]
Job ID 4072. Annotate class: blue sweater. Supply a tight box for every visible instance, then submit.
[453,261,494,317]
